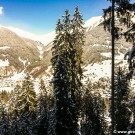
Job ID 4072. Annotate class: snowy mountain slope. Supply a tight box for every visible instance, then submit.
[0,15,133,95]
[0,27,52,79]
[84,16,104,31]
[0,16,103,46]
[0,25,56,45]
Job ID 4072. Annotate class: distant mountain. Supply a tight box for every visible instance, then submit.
[84,16,104,31]
[0,16,133,94]
[0,27,52,78]
[0,16,103,46]
[0,25,56,45]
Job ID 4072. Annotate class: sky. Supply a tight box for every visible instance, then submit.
[0,0,115,34]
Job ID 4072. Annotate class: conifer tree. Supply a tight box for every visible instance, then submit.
[69,6,85,133]
[51,18,63,69]
[18,74,36,114]
[103,0,135,41]
[0,103,11,135]
[10,116,20,135]
[81,82,107,135]
[36,79,48,135]
[114,68,131,132]
[52,7,84,135]
[17,74,36,135]
[8,84,21,116]
[53,54,72,135]
[9,84,22,135]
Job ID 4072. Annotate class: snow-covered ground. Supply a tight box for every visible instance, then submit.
[9,70,25,82]
[101,52,111,57]
[0,65,53,93]
[0,59,9,67]
[0,46,10,50]
[19,57,27,66]
[0,49,128,94]
[37,44,43,59]
[83,60,111,83]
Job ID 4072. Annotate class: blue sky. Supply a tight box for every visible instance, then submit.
[0,0,112,34]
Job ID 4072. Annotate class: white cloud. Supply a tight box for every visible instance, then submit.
[0,7,4,15]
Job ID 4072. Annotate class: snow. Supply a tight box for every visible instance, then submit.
[46,65,52,73]
[19,57,27,65]
[0,87,12,92]
[101,52,111,57]
[2,54,7,57]
[9,70,25,82]
[106,40,111,45]
[83,49,128,83]
[37,44,43,59]
[0,25,55,45]
[84,16,104,31]
[0,87,13,92]
[33,78,40,94]
[93,44,111,48]
[28,62,31,65]
[0,59,9,67]
[130,79,135,92]
[83,60,111,82]
[0,15,103,45]
[38,31,56,45]
[131,16,135,23]
[37,45,43,51]
[0,46,10,50]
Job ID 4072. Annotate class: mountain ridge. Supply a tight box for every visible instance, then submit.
[0,16,103,45]
[0,15,132,94]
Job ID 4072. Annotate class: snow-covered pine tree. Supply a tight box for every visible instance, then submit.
[51,7,85,135]
[51,19,63,69]
[68,6,85,134]
[72,6,85,63]
[50,19,63,135]
[17,74,36,135]
[51,10,72,135]
[53,54,72,135]
[81,82,107,135]
[9,84,22,135]
[18,74,36,114]
[36,79,48,135]
[114,67,131,132]
[8,84,21,116]
[62,9,80,135]
[10,116,20,135]
[0,103,11,135]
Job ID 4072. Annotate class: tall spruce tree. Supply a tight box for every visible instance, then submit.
[69,6,85,133]
[8,84,21,115]
[53,54,72,135]
[36,79,48,135]
[17,74,36,135]
[9,84,22,135]
[18,74,36,114]
[81,82,107,135]
[0,103,11,135]
[114,67,131,132]
[51,7,84,135]
[51,19,64,69]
